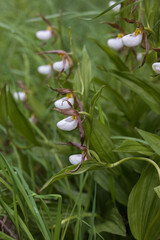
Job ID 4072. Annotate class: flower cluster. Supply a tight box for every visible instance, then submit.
[52,88,88,171]
[107,27,143,50]
[35,16,73,85]
[106,17,160,70]
[36,16,88,171]
[37,50,73,86]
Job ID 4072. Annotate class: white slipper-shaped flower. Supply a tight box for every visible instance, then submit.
[109,1,121,12]
[57,116,78,131]
[152,62,160,74]
[29,114,37,124]
[53,60,70,72]
[54,93,74,109]
[69,154,87,165]
[37,65,52,75]
[36,27,52,41]
[122,28,143,47]
[107,33,124,50]
[137,53,143,61]
[13,92,27,102]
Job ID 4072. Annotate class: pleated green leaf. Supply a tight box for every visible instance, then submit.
[93,39,129,71]
[86,119,118,163]
[115,139,154,156]
[96,206,126,236]
[81,46,92,109]
[89,85,105,119]
[7,91,38,145]
[0,85,8,127]
[110,70,160,114]
[40,160,106,191]
[154,185,160,198]
[128,165,160,240]
[93,77,129,118]
[137,128,160,156]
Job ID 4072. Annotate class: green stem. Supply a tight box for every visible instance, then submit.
[108,157,160,181]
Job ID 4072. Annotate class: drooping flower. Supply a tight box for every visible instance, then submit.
[137,53,143,61]
[122,28,143,47]
[152,62,160,74]
[37,65,52,75]
[13,92,27,102]
[109,1,121,12]
[29,114,37,124]
[36,27,52,41]
[107,33,124,50]
[69,154,87,165]
[56,115,78,131]
[54,93,74,109]
[53,59,70,72]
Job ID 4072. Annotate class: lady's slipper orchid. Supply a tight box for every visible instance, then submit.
[36,27,52,41]
[109,1,121,12]
[53,59,70,72]
[13,92,27,102]
[137,53,143,61]
[107,33,124,50]
[54,93,74,109]
[37,65,52,75]
[56,116,78,131]
[122,28,143,47]
[69,154,87,165]
[152,62,160,74]
[29,114,37,124]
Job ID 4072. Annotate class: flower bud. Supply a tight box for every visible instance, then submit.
[37,65,52,75]
[54,94,74,109]
[69,154,87,165]
[56,116,78,131]
[13,92,27,102]
[53,60,70,72]
[122,28,143,47]
[109,1,121,12]
[152,62,160,74]
[36,27,52,41]
[107,34,124,50]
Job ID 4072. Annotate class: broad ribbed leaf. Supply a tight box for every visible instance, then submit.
[81,46,92,109]
[0,85,8,127]
[93,77,129,118]
[94,170,128,205]
[40,160,106,191]
[115,139,153,156]
[86,119,118,163]
[7,91,37,145]
[110,70,160,114]
[137,128,160,156]
[93,39,129,71]
[128,165,160,240]
[27,93,47,118]
[96,205,126,236]
[89,85,105,118]
[154,185,160,198]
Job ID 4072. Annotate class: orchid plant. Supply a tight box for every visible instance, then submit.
[0,0,160,240]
